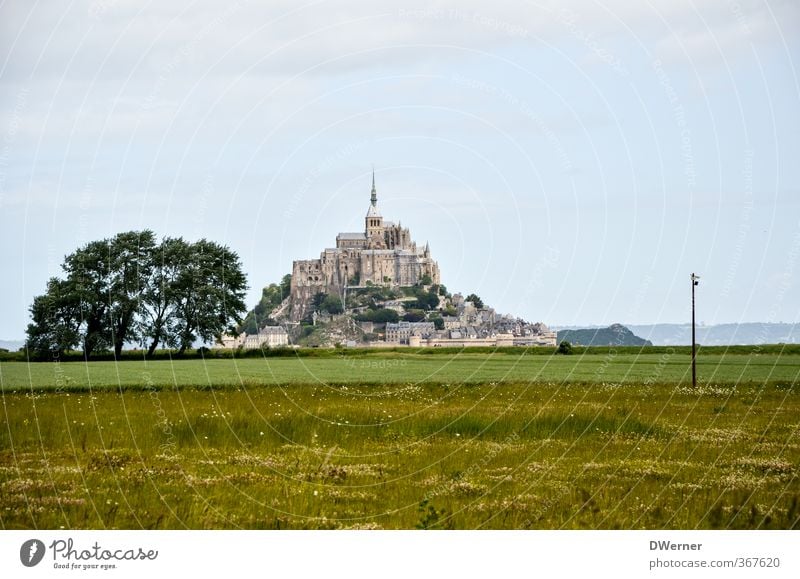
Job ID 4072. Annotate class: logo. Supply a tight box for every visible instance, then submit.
[20,539,46,567]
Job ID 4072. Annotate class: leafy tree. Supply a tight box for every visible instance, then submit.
[438,284,448,297]
[312,292,326,311]
[240,317,259,334]
[29,233,156,358]
[106,231,156,357]
[355,308,399,324]
[558,340,573,355]
[60,231,157,357]
[280,274,292,298]
[26,232,249,359]
[430,314,444,330]
[403,309,426,322]
[416,289,440,311]
[25,278,82,358]
[319,293,344,315]
[312,292,343,315]
[61,239,114,357]
[138,237,193,356]
[465,293,484,309]
[239,273,292,334]
[171,239,248,355]
[419,273,432,286]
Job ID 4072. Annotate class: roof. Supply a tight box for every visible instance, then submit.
[258,326,288,335]
[337,232,366,240]
[362,249,416,256]
[366,204,382,218]
[387,322,436,330]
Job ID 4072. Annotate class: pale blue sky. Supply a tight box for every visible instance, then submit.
[1,0,799,339]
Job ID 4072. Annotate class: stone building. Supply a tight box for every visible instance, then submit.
[385,321,436,344]
[218,326,289,349]
[290,173,440,321]
[243,326,289,348]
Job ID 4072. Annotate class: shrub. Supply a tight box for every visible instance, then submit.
[355,309,399,323]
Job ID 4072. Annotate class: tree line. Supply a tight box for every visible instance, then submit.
[26,231,248,359]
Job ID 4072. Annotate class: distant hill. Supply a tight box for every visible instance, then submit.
[553,323,800,346]
[557,324,652,347]
[0,340,24,352]
[626,323,800,346]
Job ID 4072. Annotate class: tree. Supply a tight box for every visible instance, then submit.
[280,274,292,298]
[61,239,114,357]
[29,233,155,358]
[25,278,82,358]
[466,293,484,309]
[239,273,292,335]
[106,231,156,357]
[355,308,399,324]
[558,340,573,355]
[319,293,344,315]
[403,309,426,322]
[171,239,248,355]
[63,231,157,357]
[419,273,432,286]
[25,232,249,358]
[138,237,193,356]
[416,289,440,311]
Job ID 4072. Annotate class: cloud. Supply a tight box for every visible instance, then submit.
[4,1,795,85]
[651,0,800,68]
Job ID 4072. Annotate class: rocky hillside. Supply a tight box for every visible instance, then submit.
[557,324,652,347]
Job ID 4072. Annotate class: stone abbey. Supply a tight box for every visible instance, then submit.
[289,174,440,321]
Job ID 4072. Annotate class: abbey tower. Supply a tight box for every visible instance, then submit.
[289,174,440,321]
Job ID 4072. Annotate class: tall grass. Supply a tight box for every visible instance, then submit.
[1,379,797,529]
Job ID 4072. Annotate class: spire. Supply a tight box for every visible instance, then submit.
[365,167,382,220]
[370,167,377,207]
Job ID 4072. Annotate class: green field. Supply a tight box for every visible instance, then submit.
[1,349,799,529]
[2,349,799,391]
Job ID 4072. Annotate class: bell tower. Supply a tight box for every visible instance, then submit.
[365,169,383,239]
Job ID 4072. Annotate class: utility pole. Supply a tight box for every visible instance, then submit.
[691,273,700,388]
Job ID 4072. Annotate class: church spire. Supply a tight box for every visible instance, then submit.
[365,167,382,224]
[370,168,377,207]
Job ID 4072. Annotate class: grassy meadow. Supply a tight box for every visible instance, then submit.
[2,347,799,391]
[1,347,799,529]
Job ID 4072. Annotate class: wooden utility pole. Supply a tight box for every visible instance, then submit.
[691,273,700,388]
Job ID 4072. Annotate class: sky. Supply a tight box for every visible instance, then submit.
[1,0,799,340]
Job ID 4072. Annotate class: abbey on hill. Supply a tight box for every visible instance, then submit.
[289,173,441,322]
[227,174,556,349]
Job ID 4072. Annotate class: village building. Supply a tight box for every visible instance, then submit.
[385,321,436,344]
[219,326,289,349]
